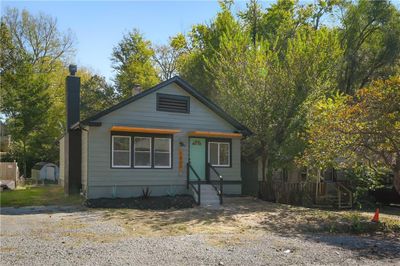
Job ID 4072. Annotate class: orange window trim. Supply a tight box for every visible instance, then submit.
[110,126,181,134]
[189,131,242,138]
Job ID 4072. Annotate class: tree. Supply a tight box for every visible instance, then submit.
[177,1,241,97]
[1,60,50,177]
[0,22,17,73]
[238,0,263,46]
[339,0,400,94]
[80,75,119,119]
[1,8,75,72]
[310,0,344,30]
[1,8,77,176]
[302,77,400,194]
[111,29,159,98]
[205,19,342,199]
[152,38,186,81]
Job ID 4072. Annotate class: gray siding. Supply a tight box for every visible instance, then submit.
[81,128,88,195]
[86,83,242,198]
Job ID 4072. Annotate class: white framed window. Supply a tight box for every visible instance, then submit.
[154,138,171,168]
[208,141,230,167]
[134,137,152,168]
[112,136,131,168]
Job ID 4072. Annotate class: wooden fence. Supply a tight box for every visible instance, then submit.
[0,162,19,180]
[272,181,317,206]
[0,162,19,189]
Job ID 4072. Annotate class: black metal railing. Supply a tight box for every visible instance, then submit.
[187,161,201,205]
[207,163,223,204]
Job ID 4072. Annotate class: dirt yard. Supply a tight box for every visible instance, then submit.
[1,197,399,265]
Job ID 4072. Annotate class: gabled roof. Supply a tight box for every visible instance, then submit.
[78,76,253,136]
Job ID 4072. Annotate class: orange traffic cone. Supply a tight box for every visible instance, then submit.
[371,208,380,223]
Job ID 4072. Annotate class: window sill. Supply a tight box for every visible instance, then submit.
[110,167,173,170]
[211,165,231,168]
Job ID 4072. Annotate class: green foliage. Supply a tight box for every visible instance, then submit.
[204,6,343,198]
[344,167,389,207]
[1,60,51,176]
[302,77,400,194]
[0,22,17,72]
[1,7,75,73]
[177,2,241,97]
[1,8,115,178]
[152,38,186,81]
[80,75,120,120]
[177,0,399,198]
[111,29,159,98]
[339,0,400,94]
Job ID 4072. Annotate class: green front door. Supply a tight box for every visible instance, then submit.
[189,138,206,181]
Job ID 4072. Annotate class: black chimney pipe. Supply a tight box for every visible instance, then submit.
[66,64,80,129]
[64,64,81,195]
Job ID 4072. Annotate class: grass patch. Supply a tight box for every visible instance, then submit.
[258,204,400,235]
[95,198,400,238]
[0,185,83,207]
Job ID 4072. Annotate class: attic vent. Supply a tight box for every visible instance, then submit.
[157,93,190,113]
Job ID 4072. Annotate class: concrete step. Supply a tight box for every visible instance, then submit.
[201,198,219,202]
[190,184,222,207]
[201,193,219,197]
[200,189,217,192]
[202,202,220,206]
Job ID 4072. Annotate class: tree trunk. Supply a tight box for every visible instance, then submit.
[265,157,275,201]
[259,153,267,200]
[261,154,267,183]
[23,141,27,178]
[259,154,275,201]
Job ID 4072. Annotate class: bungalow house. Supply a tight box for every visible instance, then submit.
[59,65,252,206]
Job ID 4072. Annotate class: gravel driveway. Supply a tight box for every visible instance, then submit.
[1,199,399,265]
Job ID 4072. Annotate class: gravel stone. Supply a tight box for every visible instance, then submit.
[1,205,399,265]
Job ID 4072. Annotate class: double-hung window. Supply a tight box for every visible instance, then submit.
[208,141,230,167]
[154,138,171,168]
[134,137,152,168]
[112,136,131,168]
[111,134,172,169]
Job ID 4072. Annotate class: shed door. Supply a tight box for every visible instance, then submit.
[189,138,206,181]
[46,167,55,180]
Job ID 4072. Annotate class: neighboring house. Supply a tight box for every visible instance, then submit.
[60,66,252,205]
[31,162,59,182]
